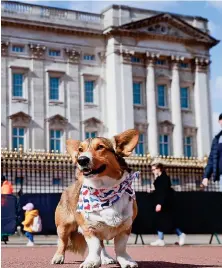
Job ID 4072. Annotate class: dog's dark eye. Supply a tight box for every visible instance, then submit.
[79,147,83,152]
[97,145,105,150]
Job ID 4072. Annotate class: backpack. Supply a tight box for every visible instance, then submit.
[31,215,42,233]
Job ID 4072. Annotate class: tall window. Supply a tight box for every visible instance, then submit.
[49,49,60,56]
[180,87,189,109]
[12,128,24,150]
[184,136,192,157]
[50,130,62,152]
[83,55,95,60]
[85,81,94,103]
[135,134,144,155]
[159,135,169,156]
[49,77,59,100]
[85,131,97,139]
[133,82,142,105]
[12,45,24,52]
[131,56,140,63]
[157,85,167,107]
[13,73,23,97]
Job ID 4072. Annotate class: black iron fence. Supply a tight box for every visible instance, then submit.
[1,146,220,193]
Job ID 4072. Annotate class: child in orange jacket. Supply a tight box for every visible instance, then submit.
[22,203,39,246]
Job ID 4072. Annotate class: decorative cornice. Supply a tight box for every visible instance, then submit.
[195,57,210,72]
[29,44,46,59]
[45,114,68,127]
[9,111,31,127]
[1,41,10,56]
[64,48,81,63]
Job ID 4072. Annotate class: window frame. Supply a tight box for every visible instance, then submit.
[184,136,193,157]
[159,134,170,156]
[49,77,60,101]
[50,129,62,153]
[133,82,142,105]
[12,73,24,98]
[180,87,189,109]
[135,133,145,155]
[48,49,61,57]
[157,84,168,108]
[131,56,141,63]
[12,45,25,53]
[83,54,95,61]
[12,127,25,150]
[84,80,95,104]
[85,131,97,139]
[156,59,166,66]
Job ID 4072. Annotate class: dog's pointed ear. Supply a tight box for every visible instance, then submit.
[111,129,139,157]
[66,139,80,163]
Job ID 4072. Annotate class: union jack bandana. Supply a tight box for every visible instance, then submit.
[77,171,140,214]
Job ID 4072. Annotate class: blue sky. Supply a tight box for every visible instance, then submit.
[15,0,222,134]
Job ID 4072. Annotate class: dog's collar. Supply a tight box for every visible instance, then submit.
[77,171,140,213]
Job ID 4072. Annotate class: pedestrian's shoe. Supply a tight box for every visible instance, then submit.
[179,233,186,246]
[26,240,34,247]
[150,239,165,246]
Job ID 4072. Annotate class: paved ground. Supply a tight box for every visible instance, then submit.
[2,246,222,268]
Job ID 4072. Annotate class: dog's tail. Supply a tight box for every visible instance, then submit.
[67,231,87,256]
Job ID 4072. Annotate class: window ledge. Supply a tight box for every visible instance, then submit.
[134,104,145,109]
[49,100,64,105]
[182,108,192,113]
[158,106,169,111]
[12,97,28,103]
[84,103,98,108]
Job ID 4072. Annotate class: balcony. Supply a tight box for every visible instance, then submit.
[1,1,103,31]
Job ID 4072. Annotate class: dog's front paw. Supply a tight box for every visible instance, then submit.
[117,256,138,268]
[80,258,101,268]
[51,254,64,264]
[101,254,116,265]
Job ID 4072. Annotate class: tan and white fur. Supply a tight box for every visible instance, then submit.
[51,129,139,268]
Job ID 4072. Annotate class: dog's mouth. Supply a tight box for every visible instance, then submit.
[82,164,106,177]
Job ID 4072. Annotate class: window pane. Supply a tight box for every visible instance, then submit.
[49,50,60,56]
[159,135,163,142]
[13,128,17,136]
[13,138,18,149]
[19,128,24,136]
[158,85,165,107]
[85,132,90,139]
[56,140,60,152]
[13,73,23,97]
[50,130,54,138]
[50,77,59,100]
[187,146,192,157]
[159,144,163,155]
[85,81,94,103]
[19,138,24,146]
[91,132,96,138]
[56,130,61,138]
[133,82,141,104]
[164,135,168,143]
[164,143,169,156]
[50,139,55,151]
[12,46,24,52]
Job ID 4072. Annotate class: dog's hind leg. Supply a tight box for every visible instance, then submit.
[51,225,71,264]
[100,241,116,265]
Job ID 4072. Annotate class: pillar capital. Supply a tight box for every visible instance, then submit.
[195,57,210,73]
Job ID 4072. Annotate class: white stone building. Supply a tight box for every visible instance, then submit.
[1,1,219,158]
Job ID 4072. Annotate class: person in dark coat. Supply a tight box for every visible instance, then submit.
[150,163,186,246]
[202,113,222,191]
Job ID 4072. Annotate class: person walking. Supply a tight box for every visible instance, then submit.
[202,113,222,191]
[150,163,186,246]
[22,203,40,246]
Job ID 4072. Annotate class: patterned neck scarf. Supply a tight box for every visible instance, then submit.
[77,171,140,213]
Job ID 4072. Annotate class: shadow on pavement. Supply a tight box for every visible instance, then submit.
[138,262,221,268]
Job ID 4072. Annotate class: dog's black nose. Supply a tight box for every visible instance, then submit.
[77,156,90,166]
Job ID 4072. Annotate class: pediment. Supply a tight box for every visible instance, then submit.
[83,117,102,128]
[9,111,31,127]
[117,13,218,47]
[46,114,68,128]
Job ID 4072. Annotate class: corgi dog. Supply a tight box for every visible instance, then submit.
[51,129,140,268]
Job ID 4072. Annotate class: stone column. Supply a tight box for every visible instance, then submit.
[29,44,46,150]
[146,54,158,156]
[194,58,211,158]
[171,56,183,157]
[121,49,134,130]
[105,39,123,137]
[64,48,81,139]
